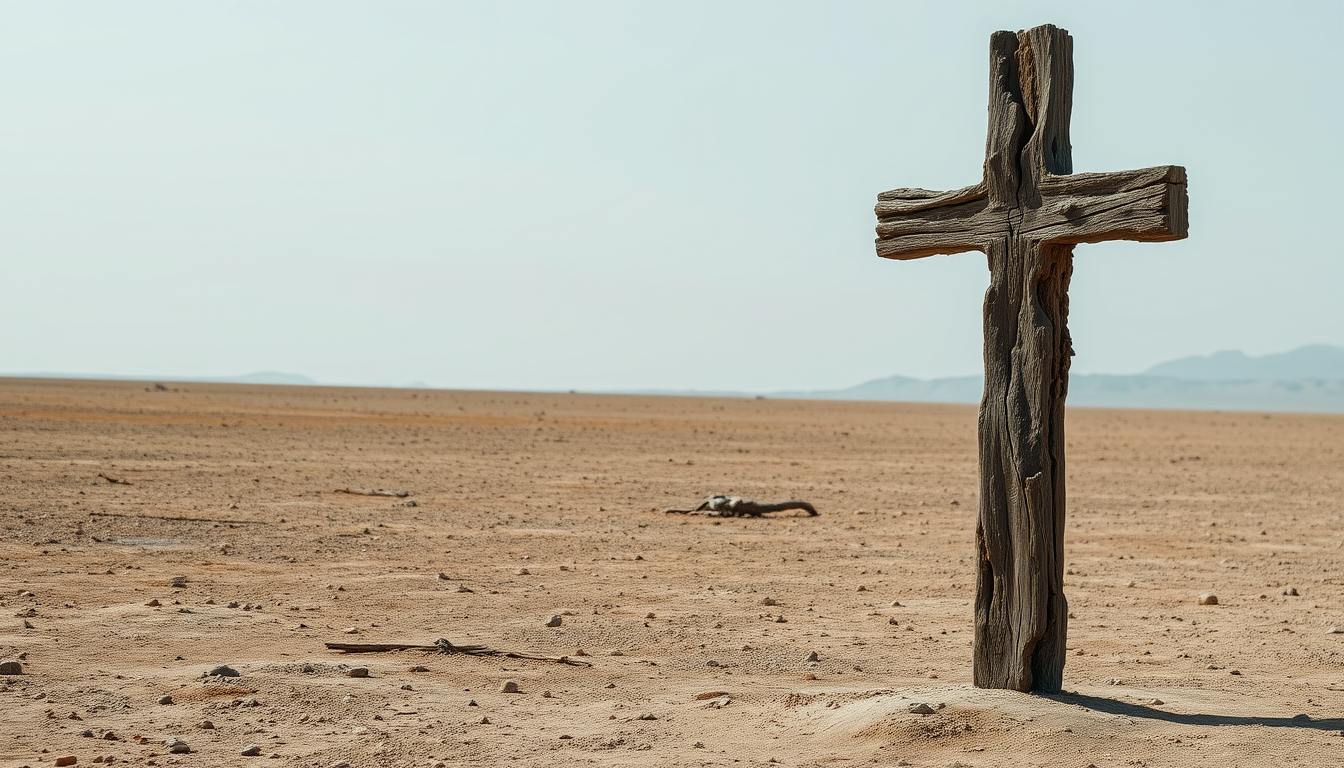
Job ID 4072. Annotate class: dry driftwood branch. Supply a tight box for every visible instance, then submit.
[98,473,132,485]
[872,24,1188,693]
[665,495,818,518]
[336,488,410,498]
[88,511,260,525]
[324,638,592,667]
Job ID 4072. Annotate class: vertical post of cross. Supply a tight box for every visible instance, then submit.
[873,24,1188,693]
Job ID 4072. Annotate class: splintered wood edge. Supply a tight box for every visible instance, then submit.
[875,183,987,215]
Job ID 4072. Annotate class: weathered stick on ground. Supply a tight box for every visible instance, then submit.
[324,638,592,667]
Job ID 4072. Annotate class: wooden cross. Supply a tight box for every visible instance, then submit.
[873,24,1188,693]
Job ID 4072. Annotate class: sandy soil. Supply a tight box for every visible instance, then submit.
[1,377,1342,768]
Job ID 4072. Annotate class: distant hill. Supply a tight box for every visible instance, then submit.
[765,345,1344,413]
[1142,344,1344,381]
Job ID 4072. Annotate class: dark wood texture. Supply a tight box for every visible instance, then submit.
[873,24,1188,692]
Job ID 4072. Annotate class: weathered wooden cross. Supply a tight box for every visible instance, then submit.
[874,24,1188,693]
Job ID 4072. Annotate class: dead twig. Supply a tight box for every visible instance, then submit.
[336,488,410,498]
[88,511,260,525]
[324,638,592,667]
[666,495,818,518]
[98,472,132,485]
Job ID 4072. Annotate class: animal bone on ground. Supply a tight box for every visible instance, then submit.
[665,495,818,517]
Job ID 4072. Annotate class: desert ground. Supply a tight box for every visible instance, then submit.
[1,377,1342,768]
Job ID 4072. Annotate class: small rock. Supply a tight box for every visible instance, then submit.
[517,567,530,575]
[1328,627,1343,635]
[456,585,473,593]
[694,691,731,700]
[330,763,352,768]
[703,696,731,709]
[169,576,188,588]
[542,690,553,698]
[81,730,94,737]
[145,599,161,607]
[0,660,23,675]
[103,731,119,740]
[1286,587,1300,596]
[499,679,520,693]
[164,737,191,753]
[55,757,77,767]
[438,572,451,580]
[635,713,658,720]
[467,699,478,706]
[408,665,430,672]
[207,665,240,677]
[803,673,817,680]
[558,734,572,739]
[157,695,173,705]
[857,585,868,592]
[1198,593,1218,606]
[345,668,369,678]
[891,601,903,607]
[196,721,214,729]
[1230,670,1242,676]
[604,682,616,689]
[909,703,936,715]
[342,627,359,634]
[241,745,262,756]
[706,660,720,667]
[242,697,261,707]
[761,597,779,606]
[804,651,819,662]
[479,716,491,724]
[546,615,563,627]
[774,616,787,623]
[1106,677,1124,685]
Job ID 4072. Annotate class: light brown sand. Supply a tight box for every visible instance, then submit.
[1,377,1342,767]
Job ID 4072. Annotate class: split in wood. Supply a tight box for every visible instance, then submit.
[666,495,818,517]
[324,638,592,667]
[336,488,410,498]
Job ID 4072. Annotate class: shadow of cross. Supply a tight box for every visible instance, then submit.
[873,24,1188,694]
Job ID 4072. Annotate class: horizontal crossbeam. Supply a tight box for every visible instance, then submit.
[874,165,1186,261]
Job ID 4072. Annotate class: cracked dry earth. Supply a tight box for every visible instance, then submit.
[1,377,1343,768]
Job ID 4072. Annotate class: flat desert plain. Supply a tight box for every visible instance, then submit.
[1,377,1343,768]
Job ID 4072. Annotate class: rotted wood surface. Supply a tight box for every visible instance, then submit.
[872,24,1189,692]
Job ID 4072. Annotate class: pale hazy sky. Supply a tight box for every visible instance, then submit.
[2,1,1340,391]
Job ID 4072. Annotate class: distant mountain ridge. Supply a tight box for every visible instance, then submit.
[1141,344,1344,381]
[763,345,1344,413]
